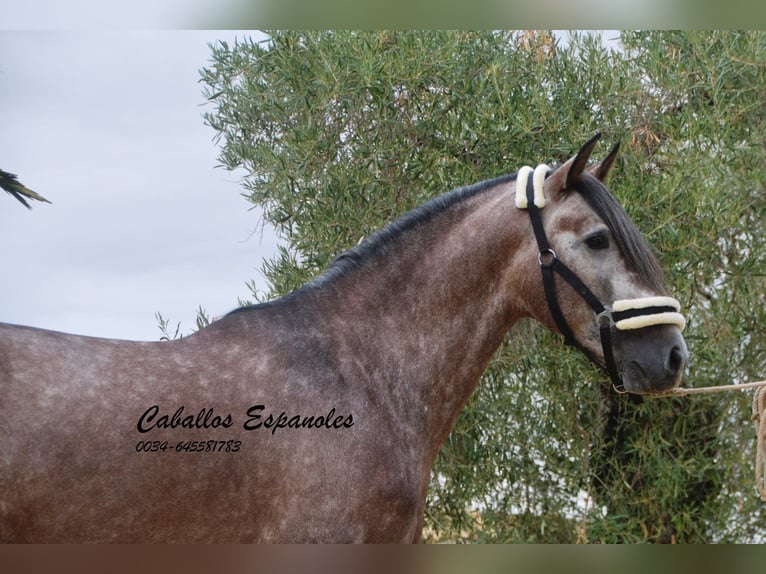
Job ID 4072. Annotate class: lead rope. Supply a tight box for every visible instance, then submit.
[665,380,766,501]
[755,386,766,501]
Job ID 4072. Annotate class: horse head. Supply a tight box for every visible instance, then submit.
[517,134,688,394]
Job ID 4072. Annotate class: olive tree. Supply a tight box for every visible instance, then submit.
[200,30,766,542]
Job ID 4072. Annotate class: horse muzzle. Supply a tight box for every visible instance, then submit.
[600,296,688,395]
[616,324,688,394]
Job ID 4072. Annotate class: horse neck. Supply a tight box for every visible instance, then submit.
[316,179,533,455]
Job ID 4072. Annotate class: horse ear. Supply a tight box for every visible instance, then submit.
[566,133,601,188]
[590,142,620,182]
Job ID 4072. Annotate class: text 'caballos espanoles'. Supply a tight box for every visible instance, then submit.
[136,404,354,435]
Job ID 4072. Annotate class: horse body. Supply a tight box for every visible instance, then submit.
[0,319,408,541]
[1,181,528,542]
[0,137,688,542]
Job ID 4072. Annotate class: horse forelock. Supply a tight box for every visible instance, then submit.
[571,173,668,295]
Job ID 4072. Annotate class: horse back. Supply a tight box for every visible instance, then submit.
[0,311,424,542]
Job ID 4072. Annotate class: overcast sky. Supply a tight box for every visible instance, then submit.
[0,31,280,341]
[0,30,621,342]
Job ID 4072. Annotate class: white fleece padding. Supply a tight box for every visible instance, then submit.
[532,164,549,207]
[615,312,687,332]
[515,166,533,208]
[612,297,685,331]
[612,296,681,313]
[515,164,549,209]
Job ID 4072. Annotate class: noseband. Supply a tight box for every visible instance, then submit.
[516,164,686,390]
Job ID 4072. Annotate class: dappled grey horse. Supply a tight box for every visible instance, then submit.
[0,135,687,542]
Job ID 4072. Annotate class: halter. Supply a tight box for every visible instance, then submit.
[516,164,686,390]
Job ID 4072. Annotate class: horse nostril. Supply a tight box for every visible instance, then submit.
[667,345,685,376]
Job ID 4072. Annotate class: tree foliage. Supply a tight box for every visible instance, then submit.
[1,169,51,209]
[200,30,766,542]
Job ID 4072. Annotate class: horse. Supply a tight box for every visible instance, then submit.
[0,134,688,542]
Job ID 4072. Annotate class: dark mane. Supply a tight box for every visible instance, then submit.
[228,168,667,317]
[573,172,668,295]
[226,173,517,315]
[303,173,518,289]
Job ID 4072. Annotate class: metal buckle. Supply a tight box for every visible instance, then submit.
[596,310,614,329]
[537,248,557,268]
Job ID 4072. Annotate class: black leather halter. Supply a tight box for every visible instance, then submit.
[519,165,684,390]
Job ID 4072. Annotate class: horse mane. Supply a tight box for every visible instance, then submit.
[225,173,516,316]
[228,168,667,315]
[307,173,518,289]
[572,172,668,295]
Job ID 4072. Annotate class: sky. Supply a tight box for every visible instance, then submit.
[0,29,621,343]
[0,31,280,341]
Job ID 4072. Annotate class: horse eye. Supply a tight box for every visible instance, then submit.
[585,232,610,250]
